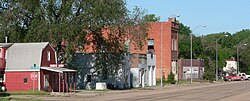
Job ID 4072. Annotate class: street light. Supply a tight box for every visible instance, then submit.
[216,34,228,81]
[190,25,206,84]
[160,15,180,87]
[237,43,247,74]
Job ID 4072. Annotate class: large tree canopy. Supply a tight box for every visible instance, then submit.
[0,0,149,78]
[143,14,160,22]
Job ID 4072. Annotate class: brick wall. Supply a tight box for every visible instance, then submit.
[130,18,179,79]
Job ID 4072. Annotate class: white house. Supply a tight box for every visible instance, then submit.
[223,60,237,74]
[73,52,130,89]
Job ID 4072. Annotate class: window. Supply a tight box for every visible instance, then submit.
[148,39,154,50]
[0,48,2,58]
[87,75,91,82]
[0,74,5,82]
[24,78,28,84]
[172,39,177,51]
[47,51,50,61]
[44,74,49,88]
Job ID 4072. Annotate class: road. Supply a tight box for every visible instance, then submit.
[42,81,250,101]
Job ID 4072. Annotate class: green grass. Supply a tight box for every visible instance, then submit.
[2,90,49,96]
[0,97,43,101]
[177,80,191,84]
[156,79,169,86]
[0,91,48,101]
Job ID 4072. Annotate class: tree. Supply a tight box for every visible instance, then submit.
[202,57,215,82]
[0,0,149,79]
[143,14,160,22]
[178,23,192,59]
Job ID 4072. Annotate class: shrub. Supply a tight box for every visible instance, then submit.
[167,72,176,84]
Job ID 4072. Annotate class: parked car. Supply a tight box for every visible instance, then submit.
[224,74,246,81]
[239,73,250,80]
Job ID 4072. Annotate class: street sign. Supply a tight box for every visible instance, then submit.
[30,66,39,69]
[30,72,38,80]
[30,64,38,92]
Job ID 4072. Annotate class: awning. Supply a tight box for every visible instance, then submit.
[41,67,77,73]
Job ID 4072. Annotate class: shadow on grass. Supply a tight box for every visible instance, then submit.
[1,90,49,97]
[0,92,10,97]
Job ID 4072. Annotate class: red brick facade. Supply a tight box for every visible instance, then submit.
[130,18,179,79]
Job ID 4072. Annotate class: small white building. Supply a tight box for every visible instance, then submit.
[223,60,237,74]
[130,51,156,88]
[73,53,130,89]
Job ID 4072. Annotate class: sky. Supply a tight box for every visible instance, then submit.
[126,0,250,35]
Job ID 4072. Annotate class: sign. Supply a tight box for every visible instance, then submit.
[30,66,39,69]
[30,72,38,80]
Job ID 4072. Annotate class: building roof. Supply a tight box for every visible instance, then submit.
[41,67,77,73]
[0,43,13,48]
[5,42,49,70]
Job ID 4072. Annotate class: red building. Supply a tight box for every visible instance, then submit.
[130,17,179,80]
[0,42,76,92]
[178,59,205,80]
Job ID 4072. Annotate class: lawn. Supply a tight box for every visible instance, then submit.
[0,97,43,101]
[0,91,50,101]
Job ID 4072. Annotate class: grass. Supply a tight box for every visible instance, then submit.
[177,80,191,84]
[7,90,50,95]
[156,79,169,86]
[0,90,50,97]
[0,91,49,101]
[0,97,43,101]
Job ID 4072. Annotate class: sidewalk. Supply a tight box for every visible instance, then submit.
[3,82,225,101]
[50,82,217,97]
[50,87,158,97]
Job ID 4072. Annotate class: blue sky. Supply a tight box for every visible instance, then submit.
[126,0,250,35]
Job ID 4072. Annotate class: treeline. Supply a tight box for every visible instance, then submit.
[179,23,250,80]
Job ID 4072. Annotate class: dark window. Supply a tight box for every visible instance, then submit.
[87,75,91,82]
[148,46,154,50]
[148,39,154,50]
[0,74,4,82]
[24,78,28,83]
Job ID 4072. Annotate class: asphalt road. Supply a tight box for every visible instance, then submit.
[42,81,250,101]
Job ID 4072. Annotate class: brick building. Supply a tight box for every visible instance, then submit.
[178,59,205,80]
[130,17,179,83]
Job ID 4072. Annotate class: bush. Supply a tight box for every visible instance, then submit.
[202,69,215,82]
[167,72,176,84]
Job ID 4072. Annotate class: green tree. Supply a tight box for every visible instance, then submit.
[143,14,160,22]
[178,23,192,59]
[0,0,149,79]
[202,57,215,82]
